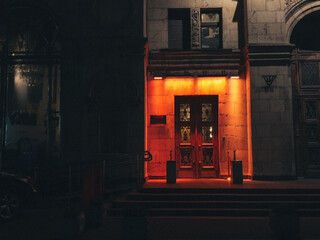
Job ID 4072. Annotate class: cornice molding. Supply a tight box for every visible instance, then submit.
[147,49,243,78]
[248,44,294,66]
[286,0,301,9]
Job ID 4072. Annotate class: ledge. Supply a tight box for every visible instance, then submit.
[248,44,295,66]
[147,49,244,78]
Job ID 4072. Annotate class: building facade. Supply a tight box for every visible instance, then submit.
[144,0,320,179]
[145,0,252,179]
[0,0,319,183]
[0,0,146,181]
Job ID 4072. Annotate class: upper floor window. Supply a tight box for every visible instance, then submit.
[201,9,222,49]
[168,9,191,50]
[167,8,222,50]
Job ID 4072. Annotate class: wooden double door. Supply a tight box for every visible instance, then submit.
[175,96,219,178]
[292,50,320,178]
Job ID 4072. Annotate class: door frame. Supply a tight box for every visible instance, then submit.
[292,49,320,178]
[174,95,219,178]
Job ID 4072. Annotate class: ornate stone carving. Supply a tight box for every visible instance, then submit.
[286,0,300,8]
[191,8,201,49]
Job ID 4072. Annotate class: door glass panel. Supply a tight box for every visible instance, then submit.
[306,101,317,119]
[202,103,212,122]
[306,124,318,141]
[202,126,213,143]
[301,62,320,86]
[180,104,190,122]
[202,148,214,167]
[308,147,320,165]
[180,126,191,143]
[180,148,192,167]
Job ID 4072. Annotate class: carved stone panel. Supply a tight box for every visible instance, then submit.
[191,8,200,49]
[286,0,300,8]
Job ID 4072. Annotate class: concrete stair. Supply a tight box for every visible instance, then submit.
[107,187,320,217]
[103,186,320,239]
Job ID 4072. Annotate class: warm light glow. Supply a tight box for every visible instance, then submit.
[246,63,253,177]
[164,77,227,95]
[228,78,243,115]
[14,67,28,102]
[146,75,252,179]
[153,76,163,80]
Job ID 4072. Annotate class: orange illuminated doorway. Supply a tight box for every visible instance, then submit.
[175,96,219,178]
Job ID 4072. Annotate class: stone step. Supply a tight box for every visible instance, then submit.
[107,187,320,218]
[112,200,320,209]
[108,207,320,217]
[108,207,269,217]
[150,58,241,64]
[139,187,320,194]
[127,192,320,201]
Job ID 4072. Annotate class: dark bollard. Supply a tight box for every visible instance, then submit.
[232,150,243,184]
[232,160,243,184]
[166,161,176,184]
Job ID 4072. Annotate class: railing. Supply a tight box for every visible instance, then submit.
[34,151,152,203]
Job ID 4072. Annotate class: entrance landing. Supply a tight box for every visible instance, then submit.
[144,178,320,189]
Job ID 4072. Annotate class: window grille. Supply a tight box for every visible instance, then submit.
[301,62,320,86]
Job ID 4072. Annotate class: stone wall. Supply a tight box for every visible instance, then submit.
[250,66,295,177]
[147,77,249,178]
[147,0,240,49]
[247,0,295,177]
[247,0,286,43]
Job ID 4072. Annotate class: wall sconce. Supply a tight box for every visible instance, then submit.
[262,75,277,88]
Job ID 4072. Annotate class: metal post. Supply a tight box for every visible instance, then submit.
[227,150,230,177]
[136,154,140,185]
[68,164,72,207]
[102,159,105,192]
[47,59,53,162]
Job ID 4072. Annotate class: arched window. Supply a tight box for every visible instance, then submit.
[290,11,320,51]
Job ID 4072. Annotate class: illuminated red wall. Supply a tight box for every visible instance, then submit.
[146,76,251,178]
